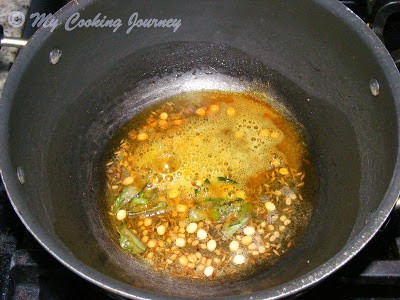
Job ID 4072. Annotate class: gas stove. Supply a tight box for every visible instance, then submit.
[1,1,400,299]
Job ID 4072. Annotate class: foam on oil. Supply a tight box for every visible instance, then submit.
[124,91,306,199]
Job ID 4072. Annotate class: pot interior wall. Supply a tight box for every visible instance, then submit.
[5,0,398,298]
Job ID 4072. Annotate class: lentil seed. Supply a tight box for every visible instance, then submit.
[243,226,255,236]
[176,204,188,212]
[122,176,134,185]
[143,218,152,226]
[158,120,168,127]
[157,225,166,235]
[242,236,252,245]
[176,238,186,247]
[148,240,157,248]
[186,223,198,233]
[265,202,276,211]
[207,240,217,251]
[233,255,245,265]
[209,105,220,112]
[137,133,148,141]
[196,108,206,116]
[179,256,188,266]
[229,240,240,251]
[168,189,179,199]
[159,112,168,120]
[248,243,257,251]
[226,107,236,116]
[204,266,214,277]
[116,209,127,221]
[197,229,207,240]
[188,254,197,263]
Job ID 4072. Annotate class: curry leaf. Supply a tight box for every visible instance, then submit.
[207,199,251,221]
[222,216,249,237]
[128,201,168,217]
[217,177,238,184]
[238,202,253,215]
[189,207,207,222]
[202,197,227,203]
[118,226,146,254]
[210,206,223,221]
[112,186,140,213]
[202,198,243,205]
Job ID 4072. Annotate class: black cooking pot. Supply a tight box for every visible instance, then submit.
[1,0,400,299]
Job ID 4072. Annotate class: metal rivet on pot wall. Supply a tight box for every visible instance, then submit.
[49,48,62,65]
[369,78,380,96]
[16,166,25,184]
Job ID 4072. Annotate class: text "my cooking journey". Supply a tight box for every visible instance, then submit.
[30,12,182,33]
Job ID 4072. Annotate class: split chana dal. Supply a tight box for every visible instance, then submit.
[106,90,313,280]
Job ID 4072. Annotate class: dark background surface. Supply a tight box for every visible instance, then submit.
[1,0,400,299]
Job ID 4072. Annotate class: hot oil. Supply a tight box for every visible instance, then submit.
[105,90,315,282]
